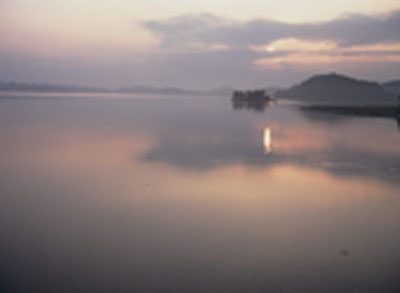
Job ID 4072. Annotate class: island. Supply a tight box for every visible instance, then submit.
[272,73,400,124]
[231,90,274,112]
[276,73,396,106]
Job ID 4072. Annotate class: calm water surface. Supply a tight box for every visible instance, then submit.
[0,94,400,292]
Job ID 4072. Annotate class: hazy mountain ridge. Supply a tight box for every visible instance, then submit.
[0,81,234,96]
[276,73,397,106]
[116,85,235,96]
[0,81,108,93]
[1,74,399,104]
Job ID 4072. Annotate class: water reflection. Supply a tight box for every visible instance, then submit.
[263,127,272,154]
[0,96,400,292]
[299,104,400,130]
[140,101,400,184]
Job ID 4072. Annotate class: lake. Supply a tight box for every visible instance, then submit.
[1,93,400,292]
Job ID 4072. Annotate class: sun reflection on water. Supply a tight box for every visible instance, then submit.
[263,127,271,154]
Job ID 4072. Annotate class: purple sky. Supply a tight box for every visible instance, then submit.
[1,0,400,89]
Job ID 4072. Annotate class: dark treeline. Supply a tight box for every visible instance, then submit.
[232,90,271,101]
[231,89,273,112]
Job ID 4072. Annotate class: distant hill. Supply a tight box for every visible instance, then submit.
[0,81,233,96]
[276,73,396,106]
[117,85,234,96]
[382,80,400,96]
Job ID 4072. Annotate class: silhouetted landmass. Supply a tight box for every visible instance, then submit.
[382,80,400,95]
[232,90,271,101]
[276,73,396,106]
[232,90,274,112]
[2,75,399,101]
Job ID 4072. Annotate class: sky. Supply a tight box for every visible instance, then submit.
[1,0,400,89]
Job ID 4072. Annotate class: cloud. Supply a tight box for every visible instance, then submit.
[142,10,400,72]
[2,10,400,88]
[254,52,400,69]
[143,10,400,48]
[252,39,400,68]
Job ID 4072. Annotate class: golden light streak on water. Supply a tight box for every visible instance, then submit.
[263,127,271,154]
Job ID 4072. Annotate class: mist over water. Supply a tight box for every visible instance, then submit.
[0,94,400,292]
